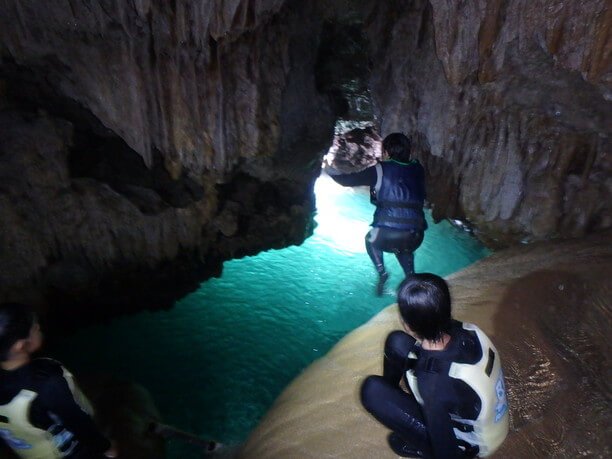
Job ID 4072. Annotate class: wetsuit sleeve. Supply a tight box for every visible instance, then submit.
[38,369,111,454]
[419,374,462,459]
[328,165,377,187]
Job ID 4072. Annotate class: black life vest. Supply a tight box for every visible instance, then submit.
[371,160,426,230]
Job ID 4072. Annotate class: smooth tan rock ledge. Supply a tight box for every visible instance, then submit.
[241,230,612,458]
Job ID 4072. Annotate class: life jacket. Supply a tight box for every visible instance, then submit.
[371,160,426,230]
[406,323,509,457]
[0,389,62,458]
[0,363,95,458]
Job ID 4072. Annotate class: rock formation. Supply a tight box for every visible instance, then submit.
[241,230,612,458]
[0,0,336,324]
[323,126,382,173]
[365,0,611,246]
[0,0,610,321]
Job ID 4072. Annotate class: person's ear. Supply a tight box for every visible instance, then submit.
[8,339,27,357]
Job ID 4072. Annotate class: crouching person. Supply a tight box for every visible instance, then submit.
[360,274,509,458]
[0,302,117,458]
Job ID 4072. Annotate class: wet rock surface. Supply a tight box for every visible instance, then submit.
[241,230,612,458]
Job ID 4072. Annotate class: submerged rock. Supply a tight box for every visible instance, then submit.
[241,230,612,458]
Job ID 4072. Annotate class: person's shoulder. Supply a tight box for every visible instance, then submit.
[408,160,425,172]
[29,358,65,380]
[453,322,484,362]
[389,159,423,170]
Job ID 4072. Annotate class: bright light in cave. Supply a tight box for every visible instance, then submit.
[312,171,371,253]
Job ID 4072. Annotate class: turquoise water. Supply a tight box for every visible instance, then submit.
[49,175,490,456]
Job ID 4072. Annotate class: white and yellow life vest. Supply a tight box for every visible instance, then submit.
[0,389,62,458]
[406,323,509,457]
[0,365,95,458]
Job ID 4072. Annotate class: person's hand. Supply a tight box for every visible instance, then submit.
[399,376,410,393]
[322,154,342,174]
[323,162,343,176]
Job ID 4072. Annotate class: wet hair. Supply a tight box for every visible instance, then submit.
[382,133,412,163]
[0,303,35,361]
[397,273,451,341]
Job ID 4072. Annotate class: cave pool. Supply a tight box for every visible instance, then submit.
[48,174,491,457]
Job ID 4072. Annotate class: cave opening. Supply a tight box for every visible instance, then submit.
[314,15,376,134]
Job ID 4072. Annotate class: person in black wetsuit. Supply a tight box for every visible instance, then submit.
[360,274,509,458]
[325,132,426,295]
[0,302,117,458]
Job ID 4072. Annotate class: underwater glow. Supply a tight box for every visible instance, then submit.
[49,175,491,457]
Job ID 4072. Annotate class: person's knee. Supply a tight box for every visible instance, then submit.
[385,330,416,356]
[360,375,385,412]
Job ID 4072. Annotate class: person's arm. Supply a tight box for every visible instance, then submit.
[326,164,377,187]
[419,374,462,459]
[40,369,113,455]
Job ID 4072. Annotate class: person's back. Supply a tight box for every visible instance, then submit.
[360,274,509,458]
[405,320,509,457]
[0,303,116,458]
[371,158,426,231]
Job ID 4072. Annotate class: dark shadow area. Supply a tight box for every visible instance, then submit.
[0,58,204,215]
[315,18,373,122]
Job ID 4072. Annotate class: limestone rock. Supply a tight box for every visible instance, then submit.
[324,125,382,174]
[0,1,334,323]
[366,0,611,246]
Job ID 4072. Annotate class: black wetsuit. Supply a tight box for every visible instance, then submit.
[361,321,486,458]
[329,159,426,276]
[0,358,111,458]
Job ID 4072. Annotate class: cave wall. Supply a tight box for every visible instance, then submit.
[0,0,610,321]
[0,0,335,323]
[365,0,611,246]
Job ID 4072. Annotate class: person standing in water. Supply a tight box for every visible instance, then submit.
[326,132,427,295]
[360,274,509,457]
[0,302,117,458]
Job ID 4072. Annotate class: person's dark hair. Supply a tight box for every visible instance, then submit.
[397,273,451,341]
[0,303,35,361]
[382,133,412,162]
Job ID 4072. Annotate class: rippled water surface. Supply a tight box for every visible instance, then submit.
[50,175,490,456]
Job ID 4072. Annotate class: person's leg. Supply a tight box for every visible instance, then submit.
[394,230,424,276]
[360,375,431,457]
[365,230,385,274]
[396,251,415,276]
[365,229,388,296]
[383,330,417,385]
